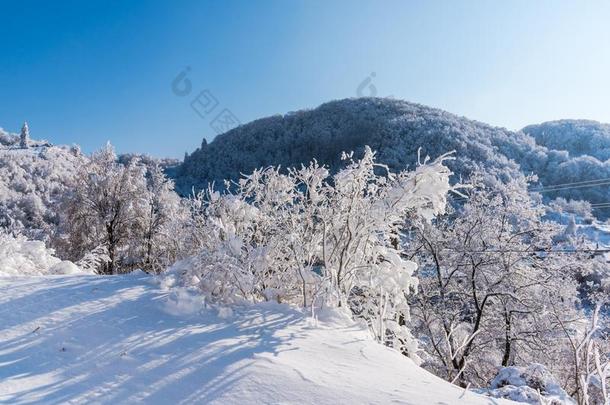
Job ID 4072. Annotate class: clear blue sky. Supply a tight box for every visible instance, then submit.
[1,0,609,158]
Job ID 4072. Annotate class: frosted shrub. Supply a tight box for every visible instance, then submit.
[485,364,574,405]
[178,146,456,358]
[0,231,83,276]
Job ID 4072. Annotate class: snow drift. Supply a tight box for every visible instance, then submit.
[0,274,515,404]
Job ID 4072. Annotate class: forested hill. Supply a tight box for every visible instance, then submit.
[176,98,527,193]
[175,98,610,217]
[523,119,610,161]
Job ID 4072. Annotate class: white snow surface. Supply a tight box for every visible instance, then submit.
[0,274,516,404]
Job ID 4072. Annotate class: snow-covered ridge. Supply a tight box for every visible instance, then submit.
[0,274,514,404]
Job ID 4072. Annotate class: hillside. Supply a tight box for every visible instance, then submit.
[0,274,514,404]
[0,136,83,239]
[176,98,610,217]
[523,119,610,161]
[176,98,528,193]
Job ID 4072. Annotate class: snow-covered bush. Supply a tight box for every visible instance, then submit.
[485,364,574,405]
[172,146,455,358]
[0,231,83,276]
[548,198,594,223]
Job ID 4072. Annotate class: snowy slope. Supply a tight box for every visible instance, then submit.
[0,274,516,405]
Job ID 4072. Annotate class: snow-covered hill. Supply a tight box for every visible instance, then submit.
[0,274,514,404]
[0,143,83,239]
[176,97,528,193]
[523,119,610,161]
[175,98,610,218]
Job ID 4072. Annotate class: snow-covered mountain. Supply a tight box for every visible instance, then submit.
[176,98,610,218]
[0,273,515,404]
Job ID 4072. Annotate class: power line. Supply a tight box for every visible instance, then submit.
[530,177,610,191]
[534,181,610,193]
[436,248,610,254]
[450,176,610,203]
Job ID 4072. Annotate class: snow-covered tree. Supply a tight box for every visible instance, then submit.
[55,144,190,274]
[485,363,574,404]
[0,144,82,240]
[139,163,189,273]
[551,303,610,405]
[407,176,584,388]
[20,122,29,149]
[57,143,149,274]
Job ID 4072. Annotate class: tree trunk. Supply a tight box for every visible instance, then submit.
[501,310,512,367]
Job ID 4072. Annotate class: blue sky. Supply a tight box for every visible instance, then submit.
[1,0,609,157]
